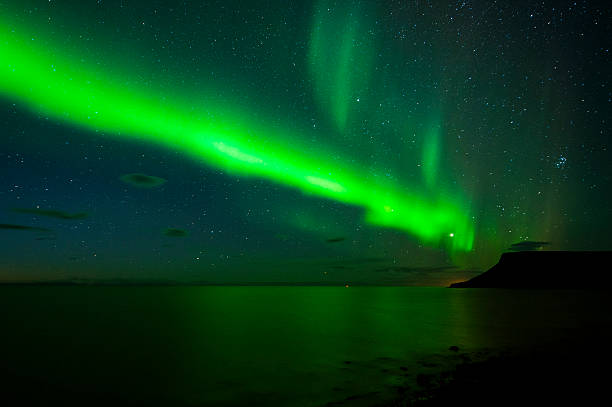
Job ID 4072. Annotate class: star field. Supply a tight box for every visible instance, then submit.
[0,0,610,284]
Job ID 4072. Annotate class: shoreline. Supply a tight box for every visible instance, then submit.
[389,338,612,406]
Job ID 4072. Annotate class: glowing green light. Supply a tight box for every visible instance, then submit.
[212,142,264,165]
[305,176,346,193]
[422,125,441,188]
[308,1,375,132]
[0,19,475,252]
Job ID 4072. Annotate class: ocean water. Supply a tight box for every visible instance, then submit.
[0,286,609,406]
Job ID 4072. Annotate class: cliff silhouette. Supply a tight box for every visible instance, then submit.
[450,251,612,288]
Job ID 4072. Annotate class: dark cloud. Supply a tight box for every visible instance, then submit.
[326,237,345,243]
[374,265,458,273]
[508,241,550,251]
[275,233,290,242]
[324,257,387,266]
[12,207,88,220]
[163,228,188,237]
[0,223,52,232]
[119,173,166,188]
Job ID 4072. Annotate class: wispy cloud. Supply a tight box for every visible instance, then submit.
[508,241,550,251]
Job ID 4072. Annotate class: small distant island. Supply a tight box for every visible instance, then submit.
[450,251,612,289]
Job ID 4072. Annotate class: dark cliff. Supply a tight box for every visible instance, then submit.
[450,251,612,288]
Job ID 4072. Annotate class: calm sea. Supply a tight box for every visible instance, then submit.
[0,286,609,406]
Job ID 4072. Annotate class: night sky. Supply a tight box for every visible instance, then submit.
[1,0,610,284]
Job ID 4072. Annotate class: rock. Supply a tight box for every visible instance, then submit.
[450,251,612,289]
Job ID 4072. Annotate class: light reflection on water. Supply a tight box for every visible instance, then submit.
[0,286,608,406]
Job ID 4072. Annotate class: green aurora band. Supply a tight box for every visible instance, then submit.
[308,1,375,133]
[0,21,474,252]
[422,124,442,189]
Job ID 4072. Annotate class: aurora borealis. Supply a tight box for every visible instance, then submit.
[1,0,610,284]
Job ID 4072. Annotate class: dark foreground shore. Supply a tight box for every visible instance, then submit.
[1,339,609,407]
[393,338,611,406]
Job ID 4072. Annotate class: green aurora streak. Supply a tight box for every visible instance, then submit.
[422,124,442,189]
[0,21,474,252]
[308,1,375,132]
